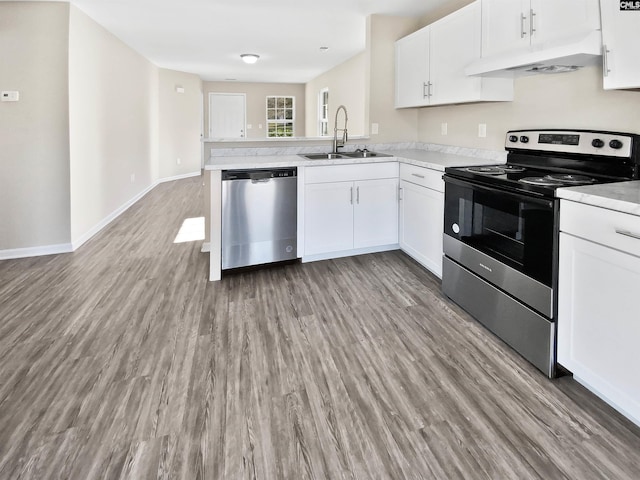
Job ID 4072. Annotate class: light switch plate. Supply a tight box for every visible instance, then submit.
[371,123,379,135]
[1,91,20,102]
[441,123,448,135]
[478,123,487,138]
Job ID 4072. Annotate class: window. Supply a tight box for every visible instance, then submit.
[266,96,294,137]
[318,88,329,136]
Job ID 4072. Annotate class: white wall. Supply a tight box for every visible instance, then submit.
[305,53,366,137]
[0,2,71,252]
[158,69,202,178]
[417,65,640,150]
[68,5,158,247]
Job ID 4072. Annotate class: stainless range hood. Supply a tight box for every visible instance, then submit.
[465,30,602,77]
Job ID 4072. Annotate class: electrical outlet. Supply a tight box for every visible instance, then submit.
[478,123,487,138]
[247,124,252,129]
[177,158,181,165]
[441,123,448,136]
[371,123,379,135]
[130,173,135,183]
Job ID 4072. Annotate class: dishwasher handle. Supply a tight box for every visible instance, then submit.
[250,172,272,183]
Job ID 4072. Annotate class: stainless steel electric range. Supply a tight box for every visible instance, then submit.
[442,129,640,377]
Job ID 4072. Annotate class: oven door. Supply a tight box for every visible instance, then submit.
[443,176,555,317]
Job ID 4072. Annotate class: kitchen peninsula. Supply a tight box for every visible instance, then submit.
[204,146,506,281]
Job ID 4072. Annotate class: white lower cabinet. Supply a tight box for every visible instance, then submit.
[304,182,354,255]
[303,163,399,258]
[558,200,640,427]
[353,179,399,249]
[398,164,444,277]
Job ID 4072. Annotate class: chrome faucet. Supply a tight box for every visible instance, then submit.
[332,105,348,154]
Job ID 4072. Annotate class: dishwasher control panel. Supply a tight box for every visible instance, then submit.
[222,168,297,180]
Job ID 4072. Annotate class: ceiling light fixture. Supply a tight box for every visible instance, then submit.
[240,54,260,64]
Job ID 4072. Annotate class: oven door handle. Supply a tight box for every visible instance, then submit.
[443,175,554,208]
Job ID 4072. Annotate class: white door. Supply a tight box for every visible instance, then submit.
[209,93,246,139]
[399,180,444,277]
[532,0,600,47]
[429,2,481,105]
[353,178,399,249]
[558,232,640,426]
[395,27,430,108]
[304,182,354,255]
[481,0,530,57]
[601,0,640,89]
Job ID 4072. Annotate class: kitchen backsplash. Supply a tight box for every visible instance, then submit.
[209,142,507,162]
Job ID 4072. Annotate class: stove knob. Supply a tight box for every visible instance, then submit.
[508,135,519,143]
[591,138,605,148]
[520,135,529,144]
[609,139,623,149]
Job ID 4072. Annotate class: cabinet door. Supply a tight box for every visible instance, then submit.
[430,2,481,105]
[532,0,600,48]
[558,233,640,426]
[399,181,444,277]
[353,178,399,249]
[395,27,430,108]
[481,0,530,57]
[601,0,640,90]
[304,182,354,255]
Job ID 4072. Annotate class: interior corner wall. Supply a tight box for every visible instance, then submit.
[367,15,422,144]
[304,53,366,138]
[0,2,71,251]
[68,5,157,246]
[158,69,202,179]
[417,65,640,150]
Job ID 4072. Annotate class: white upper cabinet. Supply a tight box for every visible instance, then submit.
[395,27,431,108]
[600,1,640,90]
[481,0,601,57]
[395,1,513,109]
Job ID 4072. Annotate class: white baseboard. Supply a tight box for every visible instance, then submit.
[71,182,157,251]
[156,171,201,184]
[0,243,73,260]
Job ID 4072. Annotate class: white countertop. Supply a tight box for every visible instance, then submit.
[557,180,640,217]
[204,149,504,172]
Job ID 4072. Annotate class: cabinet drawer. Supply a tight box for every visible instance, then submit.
[400,163,444,192]
[560,200,640,257]
[305,162,398,184]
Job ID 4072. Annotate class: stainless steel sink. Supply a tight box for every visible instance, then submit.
[342,151,391,158]
[302,153,346,160]
[302,151,391,160]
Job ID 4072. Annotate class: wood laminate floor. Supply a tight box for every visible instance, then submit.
[1,176,640,479]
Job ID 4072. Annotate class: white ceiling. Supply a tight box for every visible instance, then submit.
[63,0,449,83]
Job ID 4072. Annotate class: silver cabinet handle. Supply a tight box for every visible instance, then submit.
[615,228,640,240]
[411,173,425,179]
[399,187,403,201]
[350,186,353,205]
[356,186,360,204]
[521,12,527,38]
[603,45,611,77]
[427,81,432,97]
[530,9,536,36]
[423,82,429,99]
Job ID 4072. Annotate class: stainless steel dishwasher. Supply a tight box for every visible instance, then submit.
[221,167,297,270]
